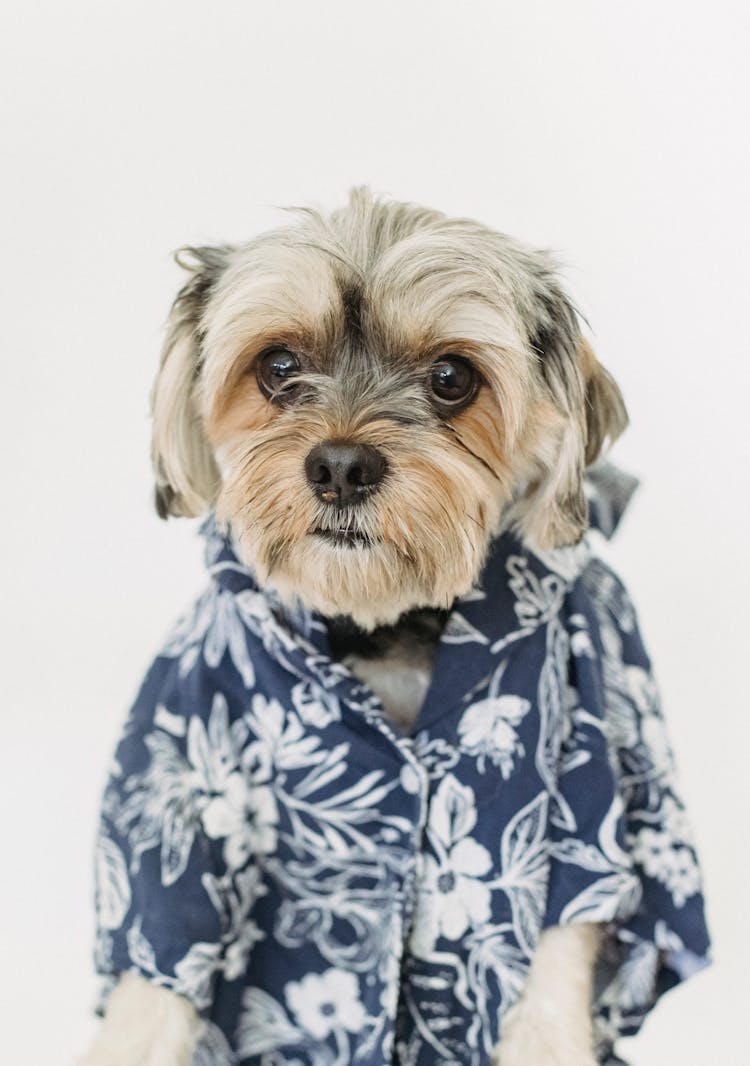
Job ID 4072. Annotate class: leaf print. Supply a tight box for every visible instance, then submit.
[440,612,490,645]
[153,704,186,737]
[535,618,577,832]
[224,595,257,688]
[188,693,240,792]
[192,1021,235,1066]
[465,926,528,1052]
[116,693,252,886]
[271,877,394,971]
[208,693,238,774]
[118,732,201,881]
[95,834,131,930]
[500,792,549,879]
[233,588,309,680]
[292,743,350,799]
[236,988,303,1058]
[173,941,224,1009]
[559,871,642,925]
[600,940,659,1014]
[161,585,257,688]
[291,680,341,728]
[489,555,566,654]
[495,792,550,958]
[597,794,632,871]
[160,798,198,887]
[178,643,200,679]
[159,591,212,659]
[431,775,477,850]
[275,900,326,947]
[187,717,215,790]
[547,838,618,874]
[125,917,158,976]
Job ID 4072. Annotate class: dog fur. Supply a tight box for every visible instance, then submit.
[82,188,627,1065]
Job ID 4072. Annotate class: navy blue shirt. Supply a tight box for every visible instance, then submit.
[94,469,710,1065]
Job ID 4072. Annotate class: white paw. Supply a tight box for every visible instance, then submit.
[494,1016,598,1066]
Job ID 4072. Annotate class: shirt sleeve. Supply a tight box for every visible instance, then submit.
[544,558,710,1049]
[94,655,233,1014]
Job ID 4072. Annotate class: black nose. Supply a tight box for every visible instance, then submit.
[305,440,387,506]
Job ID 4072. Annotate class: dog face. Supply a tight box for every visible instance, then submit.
[151,189,626,627]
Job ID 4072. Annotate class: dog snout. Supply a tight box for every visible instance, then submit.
[305,440,386,506]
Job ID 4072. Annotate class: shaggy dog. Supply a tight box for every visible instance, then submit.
[81,189,708,1066]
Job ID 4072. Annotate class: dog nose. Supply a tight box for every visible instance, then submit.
[305,441,386,506]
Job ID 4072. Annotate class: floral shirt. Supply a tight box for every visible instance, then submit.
[94,467,710,1066]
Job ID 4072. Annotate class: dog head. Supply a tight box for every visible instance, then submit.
[151,188,626,627]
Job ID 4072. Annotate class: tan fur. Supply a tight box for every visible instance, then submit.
[495,923,602,1066]
[579,338,629,465]
[77,972,203,1066]
[212,396,503,627]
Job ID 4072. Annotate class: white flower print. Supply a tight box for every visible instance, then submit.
[285,968,367,1040]
[202,772,279,869]
[663,848,702,907]
[411,775,492,957]
[413,842,492,954]
[458,695,531,776]
[661,795,694,845]
[631,828,701,907]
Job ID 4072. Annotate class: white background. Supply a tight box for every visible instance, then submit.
[2,2,749,1062]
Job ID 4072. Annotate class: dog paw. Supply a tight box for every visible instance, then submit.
[493,1020,598,1066]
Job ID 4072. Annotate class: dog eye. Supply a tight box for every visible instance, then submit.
[256,347,302,402]
[429,357,478,409]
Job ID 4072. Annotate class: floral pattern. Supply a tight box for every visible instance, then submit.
[94,468,710,1065]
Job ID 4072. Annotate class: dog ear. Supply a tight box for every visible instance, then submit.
[151,246,233,518]
[515,283,627,549]
[579,337,628,465]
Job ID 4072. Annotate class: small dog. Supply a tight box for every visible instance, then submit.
[81,189,708,1066]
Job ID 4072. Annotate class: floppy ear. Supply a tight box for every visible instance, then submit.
[151,245,232,518]
[515,284,627,550]
[579,337,628,465]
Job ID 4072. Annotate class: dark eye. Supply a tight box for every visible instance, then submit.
[429,356,478,410]
[256,347,302,402]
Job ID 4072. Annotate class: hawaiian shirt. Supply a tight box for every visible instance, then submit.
[93,466,710,1066]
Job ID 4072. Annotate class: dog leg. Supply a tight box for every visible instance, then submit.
[78,973,203,1066]
[494,923,601,1066]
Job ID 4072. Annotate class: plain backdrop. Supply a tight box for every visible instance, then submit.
[2,2,749,1063]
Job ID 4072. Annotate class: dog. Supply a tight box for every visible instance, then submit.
[81,189,709,1066]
